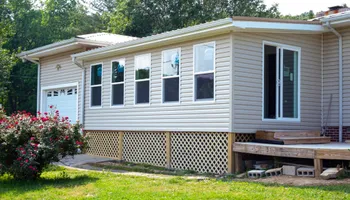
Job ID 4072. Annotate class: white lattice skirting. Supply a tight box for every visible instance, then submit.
[85,131,230,174]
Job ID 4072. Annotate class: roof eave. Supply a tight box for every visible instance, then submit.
[72,20,326,62]
[17,38,112,60]
[232,21,327,33]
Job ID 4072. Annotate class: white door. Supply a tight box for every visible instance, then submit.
[44,87,78,124]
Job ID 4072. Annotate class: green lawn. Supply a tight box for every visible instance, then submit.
[0,166,349,200]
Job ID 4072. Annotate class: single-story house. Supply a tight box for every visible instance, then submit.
[18,11,350,174]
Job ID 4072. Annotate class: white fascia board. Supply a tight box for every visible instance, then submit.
[325,19,350,26]
[232,21,327,33]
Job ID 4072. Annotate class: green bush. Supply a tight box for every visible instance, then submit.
[0,108,88,179]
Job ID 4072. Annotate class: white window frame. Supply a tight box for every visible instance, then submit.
[193,41,216,102]
[262,41,301,122]
[110,59,126,107]
[90,63,103,108]
[134,53,151,105]
[161,48,181,104]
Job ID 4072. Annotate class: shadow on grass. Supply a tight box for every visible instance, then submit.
[0,170,99,196]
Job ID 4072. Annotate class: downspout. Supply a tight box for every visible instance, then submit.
[321,33,324,135]
[37,63,41,113]
[72,57,85,126]
[23,55,41,114]
[325,22,343,142]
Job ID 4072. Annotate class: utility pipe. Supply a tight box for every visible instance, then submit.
[325,22,343,142]
[72,57,85,126]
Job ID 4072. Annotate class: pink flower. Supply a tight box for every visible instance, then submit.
[17,157,22,161]
[44,112,48,116]
[30,137,35,141]
[37,111,41,115]
[50,105,53,109]
[25,159,28,163]
[65,117,69,120]
[39,125,44,129]
[76,141,83,146]
[65,136,69,140]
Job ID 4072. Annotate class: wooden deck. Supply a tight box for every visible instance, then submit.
[232,142,350,177]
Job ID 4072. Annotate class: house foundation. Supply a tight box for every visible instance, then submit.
[324,127,350,142]
[84,131,255,174]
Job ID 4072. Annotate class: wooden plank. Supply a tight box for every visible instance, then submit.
[256,130,276,140]
[118,132,124,160]
[166,132,171,168]
[316,149,350,160]
[274,130,320,138]
[228,133,235,174]
[282,137,331,145]
[232,143,315,159]
[314,159,323,178]
[234,152,244,173]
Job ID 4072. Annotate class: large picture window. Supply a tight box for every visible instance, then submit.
[111,59,125,106]
[263,42,300,120]
[90,64,102,107]
[162,48,180,102]
[135,54,151,104]
[194,42,215,101]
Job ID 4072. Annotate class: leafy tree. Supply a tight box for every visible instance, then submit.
[282,10,315,20]
[93,0,281,37]
[0,0,104,114]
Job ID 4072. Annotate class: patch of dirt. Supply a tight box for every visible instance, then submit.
[73,163,210,181]
[245,176,350,186]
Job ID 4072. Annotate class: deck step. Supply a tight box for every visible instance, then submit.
[255,130,330,145]
[279,137,331,145]
[274,130,320,138]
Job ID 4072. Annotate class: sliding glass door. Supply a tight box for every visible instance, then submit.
[263,43,300,121]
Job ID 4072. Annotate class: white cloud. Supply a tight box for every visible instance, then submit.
[264,0,347,15]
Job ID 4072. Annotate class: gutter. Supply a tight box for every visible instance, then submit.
[72,57,85,126]
[325,22,343,142]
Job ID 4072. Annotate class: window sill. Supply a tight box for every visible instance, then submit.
[162,101,180,105]
[262,118,301,123]
[89,106,102,109]
[110,104,124,108]
[134,103,150,107]
[193,98,215,103]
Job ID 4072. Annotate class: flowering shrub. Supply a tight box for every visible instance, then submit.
[0,107,88,179]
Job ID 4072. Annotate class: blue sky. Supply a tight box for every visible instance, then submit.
[264,0,348,15]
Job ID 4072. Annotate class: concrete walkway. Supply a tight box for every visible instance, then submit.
[54,154,116,167]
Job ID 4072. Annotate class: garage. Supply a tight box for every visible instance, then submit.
[43,86,78,124]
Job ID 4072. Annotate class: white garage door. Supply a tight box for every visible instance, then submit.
[44,87,77,124]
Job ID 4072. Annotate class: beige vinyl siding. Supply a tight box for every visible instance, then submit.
[232,32,322,133]
[323,27,350,126]
[40,48,84,119]
[84,34,232,132]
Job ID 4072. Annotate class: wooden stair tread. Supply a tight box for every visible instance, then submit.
[277,136,331,140]
[255,130,330,145]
